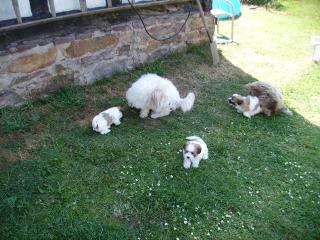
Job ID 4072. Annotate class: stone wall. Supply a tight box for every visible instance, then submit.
[0,3,214,107]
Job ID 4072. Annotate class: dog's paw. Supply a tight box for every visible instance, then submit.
[243,112,251,118]
[139,109,149,118]
[139,112,148,118]
[151,113,160,119]
[100,129,111,134]
[183,161,191,169]
[151,111,170,119]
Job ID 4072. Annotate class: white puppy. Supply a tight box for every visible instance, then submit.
[183,136,208,169]
[126,73,195,119]
[92,107,123,134]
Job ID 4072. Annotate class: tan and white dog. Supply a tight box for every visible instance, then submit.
[92,107,123,134]
[228,81,292,118]
[183,136,208,169]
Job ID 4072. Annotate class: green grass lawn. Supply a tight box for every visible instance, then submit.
[1,1,320,239]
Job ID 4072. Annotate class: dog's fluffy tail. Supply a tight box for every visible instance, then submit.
[281,107,293,116]
[179,92,195,112]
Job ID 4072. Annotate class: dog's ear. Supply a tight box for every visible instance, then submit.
[236,99,243,105]
[116,106,124,112]
[102,113,113,125]
[183,144,187,151]
[195,144,202,155]
[150,89,166,109]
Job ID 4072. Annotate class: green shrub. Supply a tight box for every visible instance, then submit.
[242,0,280,7]
[242,0,284,9]
[0,108,29,134]
[241,0,269,5]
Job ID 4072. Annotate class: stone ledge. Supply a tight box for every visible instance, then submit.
[65,35,118,58]
[0,90,24,108]
[7,48,58,73]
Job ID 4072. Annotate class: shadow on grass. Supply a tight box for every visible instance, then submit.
[0,43,319,239]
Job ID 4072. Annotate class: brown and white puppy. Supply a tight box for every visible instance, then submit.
[183,136,208,169]
[228,94,261,118]
[92,107,123,134]
[228,81,292,118]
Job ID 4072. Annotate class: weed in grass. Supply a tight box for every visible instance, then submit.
[143,59,167,76]
[47,86,86,110]
[186,43,213,64]
[96,97,127,109]
[0,108,29,134]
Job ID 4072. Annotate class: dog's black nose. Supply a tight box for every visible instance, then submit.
[228,98,234,105]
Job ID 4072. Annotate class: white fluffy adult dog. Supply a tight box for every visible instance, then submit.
[92,107,123,134]
[126,73,195,119]
[183,136,208,169]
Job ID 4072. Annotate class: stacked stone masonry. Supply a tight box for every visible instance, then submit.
[0,3,214,107]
